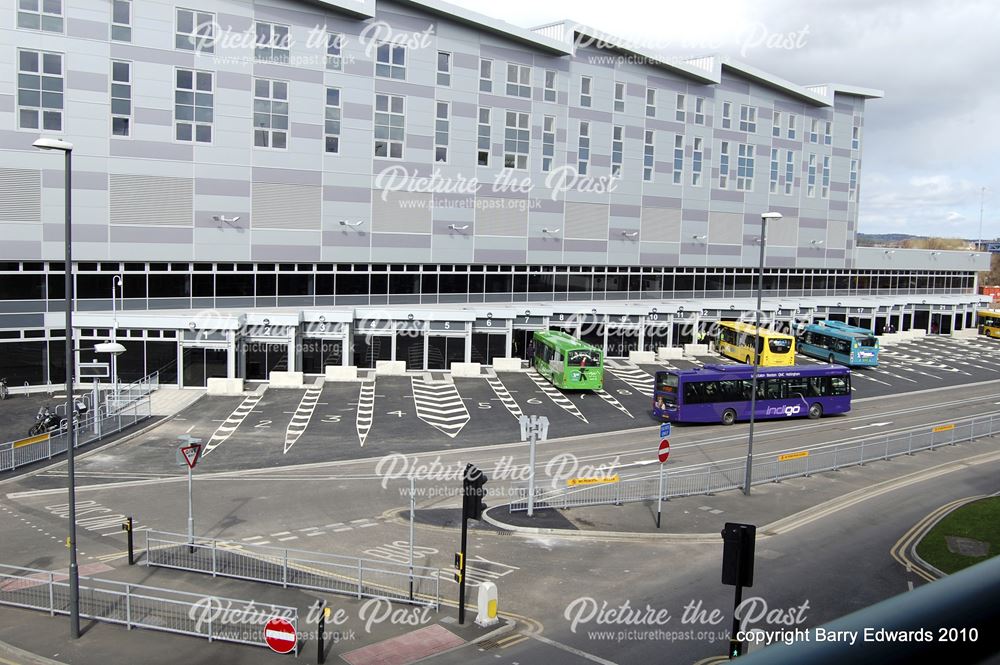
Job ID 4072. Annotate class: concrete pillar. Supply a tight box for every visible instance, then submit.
[227,334,236,378]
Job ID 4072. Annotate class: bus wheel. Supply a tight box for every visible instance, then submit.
[721,409,737,426]
[828,354,835,364]
[808,403,823,419]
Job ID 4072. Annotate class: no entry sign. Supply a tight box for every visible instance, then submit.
[264,616,297,654]
[657,438,670,464]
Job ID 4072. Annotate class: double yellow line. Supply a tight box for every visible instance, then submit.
[889,495,987,584]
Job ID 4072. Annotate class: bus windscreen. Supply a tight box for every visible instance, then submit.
[768,339,792,353]
[568,349,600,366]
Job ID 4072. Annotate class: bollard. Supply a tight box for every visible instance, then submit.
[122,516,134,565]
[317,604,328,664]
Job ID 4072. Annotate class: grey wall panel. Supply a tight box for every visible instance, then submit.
[67,18,108,40]
[252,243,321,261]
[640,207,681,243]
[476,197,527,236]
[372,190,431,233]
[111,141,193,161]
[708,211,742,244]
[564,201,608,240]
[110,226,193,244]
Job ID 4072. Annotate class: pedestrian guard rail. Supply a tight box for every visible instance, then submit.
[0,372,157,473]
[0,562,298,652]
[144,530,441,610]
[509,412,1000,512]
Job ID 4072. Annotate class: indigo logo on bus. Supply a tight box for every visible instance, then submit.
[765,405,801,417]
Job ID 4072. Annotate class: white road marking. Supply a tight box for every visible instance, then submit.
[485,373,524,420]
[284,385,324,453]
[410,377,471,438]
[526,370,588,423]
[203,393,264,456]
[356,381,376,447]
[850,421,894,430]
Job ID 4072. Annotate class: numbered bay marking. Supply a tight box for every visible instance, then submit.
[356,381,376,447]
[284,384,323,453]
[603,360,654,397]
[484,371,524,420]
[203,392,263,455]
[410,377,470,438]
[594,389,634,419]
[526,370,588,423]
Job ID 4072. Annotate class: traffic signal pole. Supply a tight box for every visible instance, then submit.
[458,510,469,624]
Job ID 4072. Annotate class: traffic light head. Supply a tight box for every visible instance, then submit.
[462,463,489,521]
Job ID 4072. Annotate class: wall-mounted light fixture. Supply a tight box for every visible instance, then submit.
[621,231,639,238]
[542,227,560,235]
[448,224,469,231]
[339,220,364,227]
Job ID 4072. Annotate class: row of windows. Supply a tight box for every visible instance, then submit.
[682,375,850,404]
[0,270,975,302]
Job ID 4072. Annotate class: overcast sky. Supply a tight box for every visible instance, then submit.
[453,0,999,239]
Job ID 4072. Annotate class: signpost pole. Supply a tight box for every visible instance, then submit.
[409,474,415,600]
[527,420,537,518]
[187,462,194,553]
[656,463,664,529]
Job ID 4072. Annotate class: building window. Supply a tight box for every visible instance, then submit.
[643,130,654,182]
[18,0,63,32]
[672,135,683,184]
[694,97,705,125]
[175,69,212,142]
[646,88,656,117]
[719,141,729,188]
[769,148,779,193]
[721,101,732,129]
[437,52,451,86]
[324,87,340,154]
[176,8,214,53]
[784,150,794,195]
[580,76,592,108]
[821,155,831,198]
[255,22,290,63]
[807,153,817,197]
[849,159,858,201]
[506,64,531,98]
[477,108,491,166]
[852,126,860,150]
[739,105,756,133]
[504,111,529,169]
[326,33,343,70]
[17,50,63,131]
[376,42,406,80]
[543,116,556,172]
[374,93,404,159]
[772,110,781,137]
[435,101,449,163]
[611,125,623,178]
[480,59,492,92]
[111,60,131,137]
[675,93,685,122]
[736,143,754,191]
[577,121,590,175]
[824,121,832,145]
[111,0,131,42]
[692,136,703,186]
[787,114,796,140]
[809,118,819,143]
[614,82,625,112]
[543,70,556,102]
[253,79,288,149]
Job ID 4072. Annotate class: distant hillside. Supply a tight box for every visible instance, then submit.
[856,233,922,246]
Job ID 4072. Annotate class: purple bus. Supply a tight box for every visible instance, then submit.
[652,364,851,425]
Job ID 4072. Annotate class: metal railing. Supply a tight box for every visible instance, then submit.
[0,563,298,652]
[509,412,1000,512]
[0,391,152,473]
[144,530,441,609]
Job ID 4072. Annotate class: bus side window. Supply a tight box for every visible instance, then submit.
[807,377,824,397]
[830,376,849,395]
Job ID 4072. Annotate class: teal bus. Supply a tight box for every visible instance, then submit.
[532,330,604,390]
[796,320,879,367]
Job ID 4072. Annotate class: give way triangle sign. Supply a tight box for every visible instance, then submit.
[180,444,202,469]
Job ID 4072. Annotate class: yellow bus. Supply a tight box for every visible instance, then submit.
[715,321,795,366]
[977,310,1000,339]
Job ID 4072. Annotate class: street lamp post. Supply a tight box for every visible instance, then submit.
[33,136,80,638]
[111,275,123,404]
[744,212,783,497]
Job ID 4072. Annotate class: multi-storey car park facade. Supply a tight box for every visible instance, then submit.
[0,0,990,388]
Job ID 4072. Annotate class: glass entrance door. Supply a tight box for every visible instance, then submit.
[181,347,227,387]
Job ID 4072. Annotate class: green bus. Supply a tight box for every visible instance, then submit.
[532,330,604,390]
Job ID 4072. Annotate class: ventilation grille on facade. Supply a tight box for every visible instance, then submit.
[565,201,609,239]
[252,182,321,230]
[640,207,681,243]
[110,174,193,226]
[372,190,431,233]
[476,196,527,236]
[0,168,41,223]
